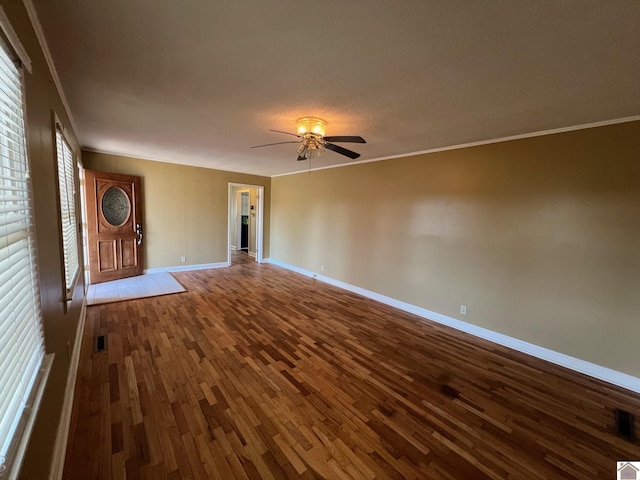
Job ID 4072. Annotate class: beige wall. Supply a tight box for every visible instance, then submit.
[1,1,86,479]
[271,121,640,376]
[83,151,271,268]
[4,3,637,476]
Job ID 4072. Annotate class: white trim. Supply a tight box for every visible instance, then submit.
[268,258,640,394]
[228,183,264,265]
[248,251,256,258]
[8,354,54,480]
[269,260,313,277]
[85,118,640,179]
[21,0,79,136]
[82,147,269,178]
[271,115,640,178]
[143,262,229,274]
[230,245,237,251]
[236,190,245,256]
[48,301,86,480]
[0,7,32,72]
[262,258,271,264]
[82,116,640,180]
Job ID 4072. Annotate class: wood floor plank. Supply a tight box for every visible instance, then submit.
[63,251,640,479]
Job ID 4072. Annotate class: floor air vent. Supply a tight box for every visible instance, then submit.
[96,335,107,352]
[615,409,635,441]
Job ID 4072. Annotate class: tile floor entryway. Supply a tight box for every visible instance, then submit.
[86,272,185,305]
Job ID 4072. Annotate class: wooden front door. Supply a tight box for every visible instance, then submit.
[85,169,143,284]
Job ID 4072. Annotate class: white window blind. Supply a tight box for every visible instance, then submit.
[55,126,79,298]
[0,40,45,475]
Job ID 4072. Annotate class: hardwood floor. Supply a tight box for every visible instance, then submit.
[231,250,254,265]
[63,260,640,479]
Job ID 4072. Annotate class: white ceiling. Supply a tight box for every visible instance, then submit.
[32,0,640,177]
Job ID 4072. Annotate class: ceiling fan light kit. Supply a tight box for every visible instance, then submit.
[296,117,327,136]
[251,116,366,162]
[296,134,325,160]
[294,118,326,160]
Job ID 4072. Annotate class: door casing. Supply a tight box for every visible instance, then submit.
[228,183,264,264]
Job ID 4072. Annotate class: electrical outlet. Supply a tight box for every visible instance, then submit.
[180,256,186,263]
[320,264,324,272]
[312,273,317,278]
[460,305,467,315]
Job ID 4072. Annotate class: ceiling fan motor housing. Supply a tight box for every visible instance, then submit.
[297,133,325,159]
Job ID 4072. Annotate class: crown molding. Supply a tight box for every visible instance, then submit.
[81,147,274,179]
[272,115,640,178]
[22,0,79,139]
[0,6,32,72]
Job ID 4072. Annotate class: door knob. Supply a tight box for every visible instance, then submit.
[136,223,143,246]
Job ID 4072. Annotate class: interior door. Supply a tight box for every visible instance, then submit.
[85,169,143,284]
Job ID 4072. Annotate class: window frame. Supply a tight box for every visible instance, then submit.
[53,112,80,302]
[0,10,53,479]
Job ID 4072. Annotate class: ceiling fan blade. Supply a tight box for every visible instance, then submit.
[250,141,299,148]
[297,155,307,161]
[269,129,300,137]
[325,142,361,160]
[323,136,366,144]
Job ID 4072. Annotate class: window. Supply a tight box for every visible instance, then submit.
[0,11,50,478]
[55,120,79,299]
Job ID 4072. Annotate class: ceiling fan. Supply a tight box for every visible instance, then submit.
[251,117,366,161]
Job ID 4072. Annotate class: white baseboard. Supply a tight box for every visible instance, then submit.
[262,257,271,264]
[248,251,256,258]
[230,245,237,251]
[144,262,229,274]
[268,259,640,394]
[48,300,86,480]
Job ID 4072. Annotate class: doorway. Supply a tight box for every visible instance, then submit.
[228,183,264,265]
[84,169,144,283]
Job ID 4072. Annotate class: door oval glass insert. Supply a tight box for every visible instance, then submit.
[101,187,131,226]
